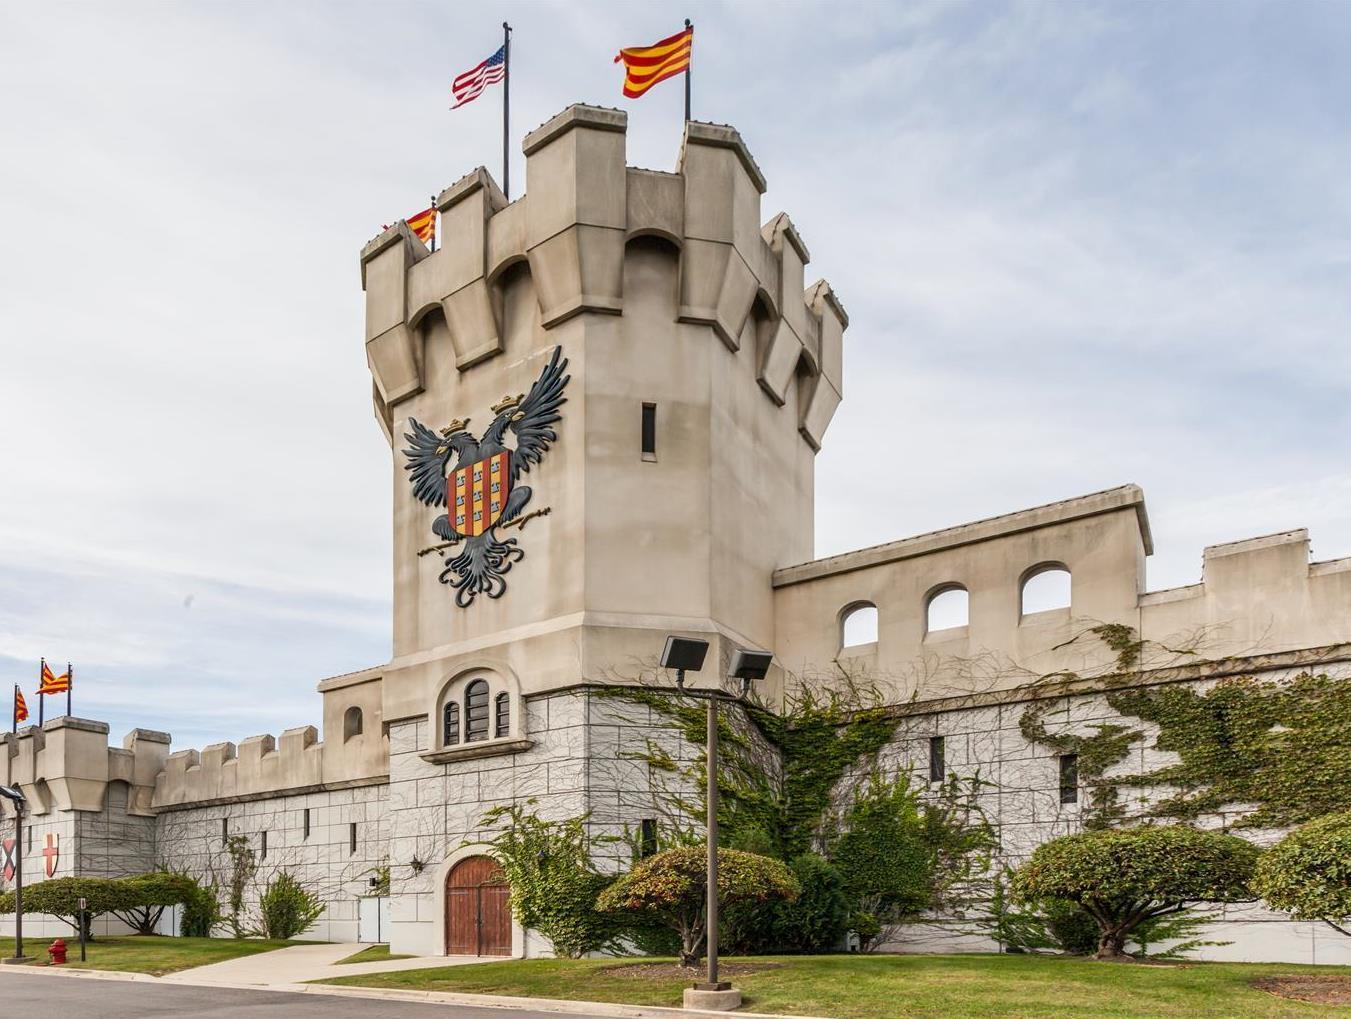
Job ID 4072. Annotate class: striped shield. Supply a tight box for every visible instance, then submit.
[452,452,511,538]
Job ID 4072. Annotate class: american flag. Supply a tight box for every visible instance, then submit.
[452,44,506,109]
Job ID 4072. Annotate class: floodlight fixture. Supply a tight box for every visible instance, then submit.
[660,636,709,689]
[729,648,773,698]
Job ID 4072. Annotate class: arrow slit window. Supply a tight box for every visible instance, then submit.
[641,403,657,461]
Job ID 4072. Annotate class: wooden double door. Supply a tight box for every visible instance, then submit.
[445,856,511,956]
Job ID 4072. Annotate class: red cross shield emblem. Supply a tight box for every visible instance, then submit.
[42,833,58,878]
[451,452,511,538]
[1,837,14,882]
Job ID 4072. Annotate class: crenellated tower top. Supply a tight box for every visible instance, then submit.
[360,104,846,451]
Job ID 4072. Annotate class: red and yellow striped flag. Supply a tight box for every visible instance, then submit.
[14,686,27,724]
[614,26,693,99]
[38,660,70,695]
[406,207,436,246]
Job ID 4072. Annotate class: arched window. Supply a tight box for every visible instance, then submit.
[443,702,460,747]
[1021,564,1072,616]
[495,692,510,738]
[926,585,969,633]
[343,706,363,742]
[840,602,879,648]
[465,679,490,742]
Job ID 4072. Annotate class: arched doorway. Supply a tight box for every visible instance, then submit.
[445,855,511,956]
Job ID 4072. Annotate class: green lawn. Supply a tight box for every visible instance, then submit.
[318,953,1351,1018]
[0,935,304,976]
[334,944,415,965]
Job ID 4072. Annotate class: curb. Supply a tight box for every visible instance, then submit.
[0,963,835,1019]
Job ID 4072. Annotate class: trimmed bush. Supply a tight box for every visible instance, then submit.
[110,872,200,935]
[1253,810,1351,937]
[0,876,138,940]
[598,847,799,967]
[180,878,222,938]
[1012,825,1259,959]
[257,870,324,940]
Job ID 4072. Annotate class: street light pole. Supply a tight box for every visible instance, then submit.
[0,785,29,963]
[705,693,720,989]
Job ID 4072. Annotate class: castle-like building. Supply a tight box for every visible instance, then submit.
[3,105,1348,964]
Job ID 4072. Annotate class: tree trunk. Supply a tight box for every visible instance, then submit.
[1095,928,1131,961]
[680,926,704,969]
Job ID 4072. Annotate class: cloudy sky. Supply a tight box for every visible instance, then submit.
[2,1,1348,749]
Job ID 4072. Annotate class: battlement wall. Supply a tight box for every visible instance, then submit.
[773,485,1351,698]
[0,718,170,817]
[152,669,386,809]
[360,105,845,451]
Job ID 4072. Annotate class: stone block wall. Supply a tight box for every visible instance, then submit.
[155,781,388,943]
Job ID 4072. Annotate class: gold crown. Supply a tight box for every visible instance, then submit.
[440,418,469,436]
[491,393,524,415]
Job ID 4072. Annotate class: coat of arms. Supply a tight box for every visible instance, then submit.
[403,346,570,607]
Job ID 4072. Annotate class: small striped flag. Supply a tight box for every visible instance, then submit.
[13,686,27,725]
[406,207,436,246]
[38,659,70,695]
[452,44,506,109]
[615,26,693,99]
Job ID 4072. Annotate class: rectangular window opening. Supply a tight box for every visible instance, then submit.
[641,403,657,461]
[260,831,268,860]
[639,818,657,859]
[349,821,358,855]
[928,736,945,783]
[303,808,311,840]
[25,825,31,852]
[1059,753,1079,804]
[222,817,229,844]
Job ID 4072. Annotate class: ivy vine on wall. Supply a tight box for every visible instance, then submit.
[1020,625,1351,829]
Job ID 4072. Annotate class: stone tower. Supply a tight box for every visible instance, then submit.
[360,105,846,722]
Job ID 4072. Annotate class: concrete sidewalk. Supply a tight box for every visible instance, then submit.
[159,941,490,986]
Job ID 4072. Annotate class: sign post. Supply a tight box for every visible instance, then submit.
[78,897,87,961]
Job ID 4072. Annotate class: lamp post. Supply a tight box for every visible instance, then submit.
[0,784,29,964]
[657,637,773,1011]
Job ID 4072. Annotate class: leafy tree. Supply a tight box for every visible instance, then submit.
[476,802,623,959]
[109,873,199,935]
[257,870,325,940]
[1011,825,1259,959]
[598,847,799,967]
[1253,810,1351,937]
[0,877,137,941]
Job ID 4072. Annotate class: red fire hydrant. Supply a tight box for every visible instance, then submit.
[47,938,67,965]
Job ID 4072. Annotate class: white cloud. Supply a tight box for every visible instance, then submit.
[2,0,1348,748]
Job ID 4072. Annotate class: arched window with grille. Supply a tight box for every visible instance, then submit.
[465,679,490,742]
[495,692,510,738]
[443,702,460,747]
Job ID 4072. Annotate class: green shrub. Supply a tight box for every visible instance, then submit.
[829,772,932,923]
[849,910,882,952]
[1253,810,1351,937]
[256,870,324,940]
[180,878,222,938]
[476,802,623,958]
[598,847,799,967]
[1012,825,1259,959]
[724,853,850,954]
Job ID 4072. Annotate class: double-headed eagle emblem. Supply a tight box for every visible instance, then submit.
[402,346,570,607]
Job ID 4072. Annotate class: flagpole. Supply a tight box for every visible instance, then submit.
[429,197,437,253]
[66,663,71,719]
[684,19,692,122]
[38,661,44,728]
[502,21,512,199]
[11,685,16,735]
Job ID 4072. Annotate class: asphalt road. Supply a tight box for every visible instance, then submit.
[0,971,618,1017]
